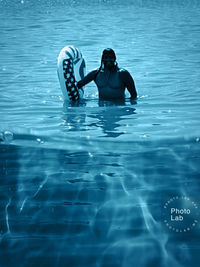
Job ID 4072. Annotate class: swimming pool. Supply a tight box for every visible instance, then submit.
[0,1,200,266]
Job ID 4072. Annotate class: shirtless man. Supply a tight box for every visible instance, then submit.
[77,48,137,100]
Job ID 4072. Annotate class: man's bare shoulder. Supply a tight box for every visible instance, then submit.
[84,68,99,80]
[118,68,132,79]
[118,68,130,74]
[88,68,100,77]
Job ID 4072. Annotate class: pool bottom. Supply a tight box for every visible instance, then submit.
[0,140,200,267]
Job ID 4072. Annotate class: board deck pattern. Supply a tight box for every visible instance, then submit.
[63,58,79,101]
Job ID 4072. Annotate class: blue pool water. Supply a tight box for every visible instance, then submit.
[0,0,200,266]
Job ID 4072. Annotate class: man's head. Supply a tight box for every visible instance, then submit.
[101,48,117,70]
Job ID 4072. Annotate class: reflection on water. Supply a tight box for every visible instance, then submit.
[95,100,137,138]
[62,99,137,138]
[61,99,137,138]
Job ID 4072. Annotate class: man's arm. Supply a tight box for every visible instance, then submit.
[121,70,137,99]
[77,69,98,89]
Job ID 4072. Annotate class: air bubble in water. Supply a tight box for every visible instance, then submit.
[36,138,44,144]
[3,131,14,143]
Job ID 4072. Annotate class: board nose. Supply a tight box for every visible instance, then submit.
[65,45,82,60]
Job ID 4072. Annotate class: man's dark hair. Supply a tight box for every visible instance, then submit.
[99,48,118,71]
[101,48,116,61]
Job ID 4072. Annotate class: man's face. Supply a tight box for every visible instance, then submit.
[103,54,115,69]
